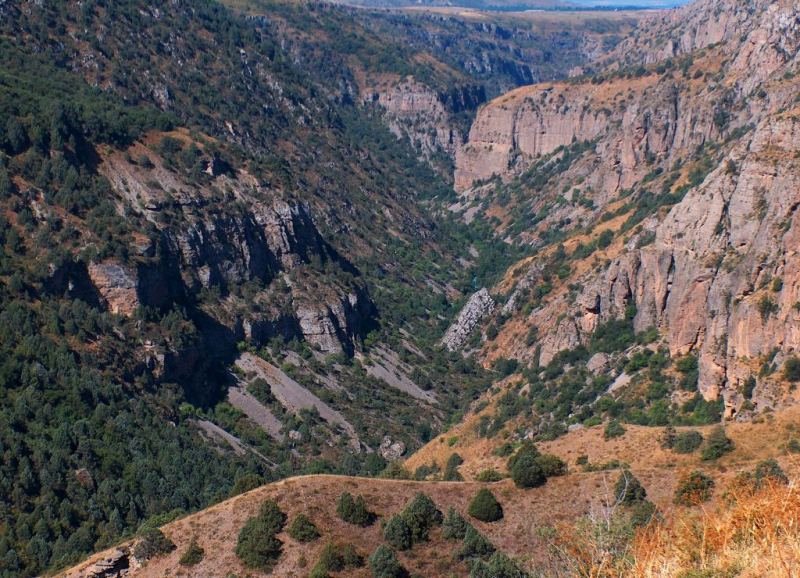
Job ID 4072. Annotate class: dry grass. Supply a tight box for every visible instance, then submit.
[631,477,800,578]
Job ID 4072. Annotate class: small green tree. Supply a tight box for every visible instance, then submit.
[178,536,204,566]
[369,545,406,578]
[614,470,647,505]
[383,515,413,551]
[457,526,495,561]
[133,529,176,562]
[235,499,287,571]
[673,430,704,454]
[442,507,471,540]
[336,492,374,526]
[470,551,531,578]
[674,471,715,506]
[510,453,546,488]
[701,426,734,461]
[287,514,320,543]
[443,453,464,481]
[604,419,626,440]
[401,493,442,542]
[468,489,503,522]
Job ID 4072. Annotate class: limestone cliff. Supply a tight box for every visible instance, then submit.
[462,0,800,418]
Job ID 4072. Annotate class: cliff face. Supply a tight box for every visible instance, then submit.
[95,146,376,357]
[458,0,800,417]
[572,114,800,416]
[365,79,485,159]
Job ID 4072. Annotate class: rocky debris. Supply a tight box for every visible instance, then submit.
[87,262,139,316]
[236,353,362,452]
[77,549,130,578]
[227,386,283,440]
[362,347,437,403]
[586,353,611,375]
[288,429,302,442]
[441,288,496,351]
[379,436,406,461]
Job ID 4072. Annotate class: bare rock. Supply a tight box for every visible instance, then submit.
[441,288,496,351]
[379,436,406,461]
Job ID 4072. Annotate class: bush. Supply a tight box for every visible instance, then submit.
[629,500,657,528]
[674,430,704,454]
[535,454,567,477]
[468,488,503,522]
[311,541,363,577]
[510,453,546,489]
[614,470,647,505]
[470,551,531,578]
[383,515,413,550]
[337,492,374,526]
[401,493,443,542]
[604,419,626,440]
[458,526,495,561]
[235,499,286,571]
[754,459,788,487]
[674,471,715,506]
[442,507,471,540]
[369,545,406,578]
[287,514,320,542]
[443,453,464,481]
[784,357,800,382]
[178,537,204,566]
[476,468,503,482]
[701,426,734,461]
[133,529,176,561]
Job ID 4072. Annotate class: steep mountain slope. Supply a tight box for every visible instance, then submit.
[450,0,800,425]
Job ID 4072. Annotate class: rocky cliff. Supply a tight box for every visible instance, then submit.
[458,0,800,418]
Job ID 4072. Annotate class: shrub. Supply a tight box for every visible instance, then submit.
[468,488,503,522]
[235,499,286,571]
[510,453,546,489]
[442,507,471,540]
[311,541,363,577]
[476,468,503,482]
[287,514,320,542]
[701,426,734,461]
[754,459,788,487]
[660,425,677,449]
[675,471,715,506]
[401,493,442,542]
[535,454,567,477]
[604,419,626,440]
[629,500,657,528]
[614,470,647,505]
[380,462,412,480]
[178,537,204,566]
[443,453,464,481]
[457,526,495,561]
[133,529,176,561]
[783,357,800,382]
[383,515,413,550]
[337,492,374,526]
[674,430,704,454]
[369,545,406,578]
[470,551,531,578]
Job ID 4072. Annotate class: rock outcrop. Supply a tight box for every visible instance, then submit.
[366,79,485,159]
[442,288,496,351]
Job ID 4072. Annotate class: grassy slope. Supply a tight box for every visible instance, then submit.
[60,405,800,577]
